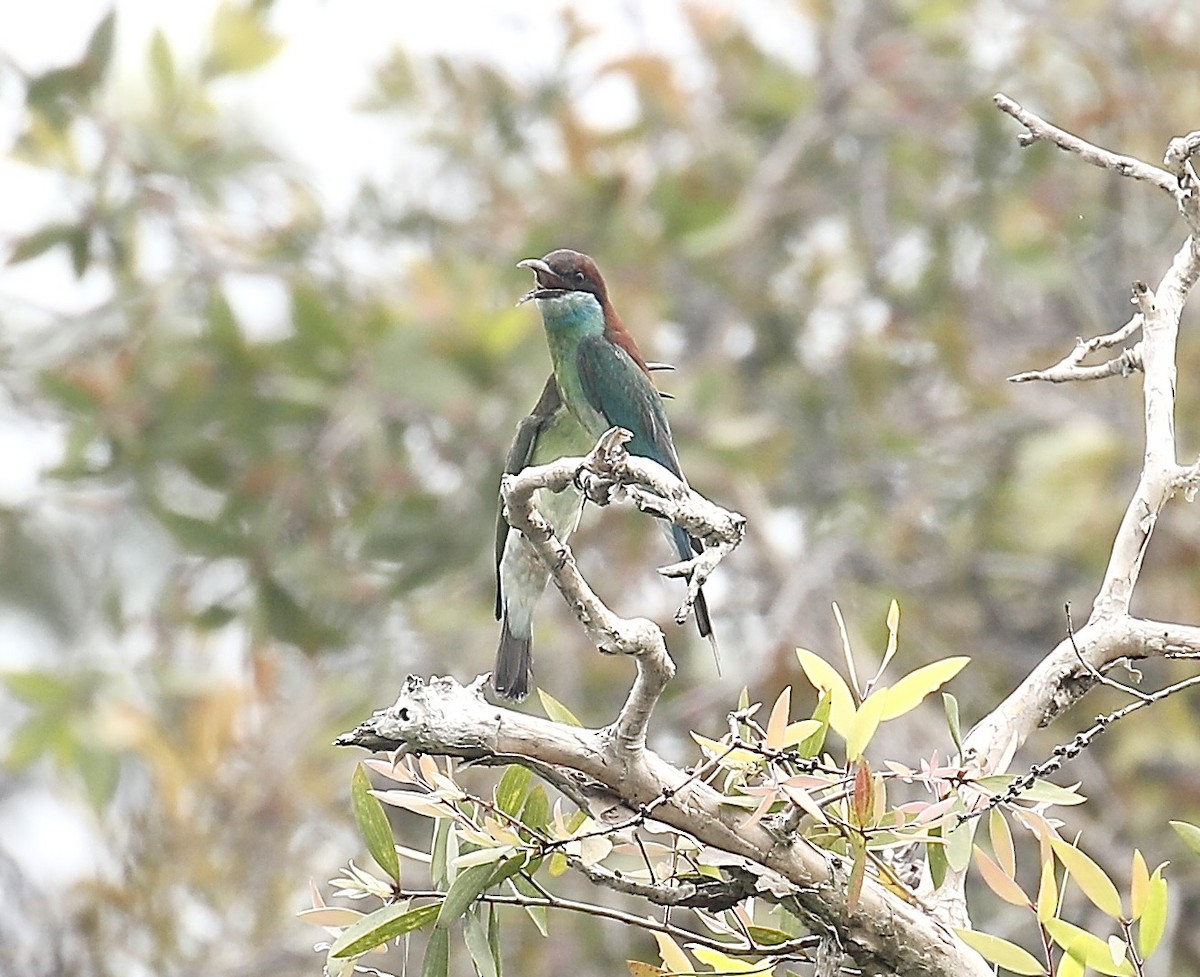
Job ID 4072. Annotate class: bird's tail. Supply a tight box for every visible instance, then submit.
[493,617,533,701]
[671,524,720,674]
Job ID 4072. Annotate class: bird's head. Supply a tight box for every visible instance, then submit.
[517,249,608,305]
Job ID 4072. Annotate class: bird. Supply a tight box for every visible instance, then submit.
[515,248,716,656]
[493,373,591,700]
[493,361,679,701]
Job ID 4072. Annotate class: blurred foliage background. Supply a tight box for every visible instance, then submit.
[3,1,1200,974]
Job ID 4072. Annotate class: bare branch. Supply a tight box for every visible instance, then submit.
[993,93,1177,193]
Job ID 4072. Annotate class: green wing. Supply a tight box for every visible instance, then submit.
[574,332,683,479]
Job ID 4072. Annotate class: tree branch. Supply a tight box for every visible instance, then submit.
[931,98,1200,925]
[337,676,991,977]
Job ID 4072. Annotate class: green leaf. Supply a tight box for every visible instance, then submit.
[329,901,440,959]
[521,784,550,831]
[1170,819,1200,857]
[148,29,176,93]
[943,693,963,753]
[537,689,582,726]
[1138,868,1168,960]
[797,691,830,758]
[431,817,451,888]
[435,861,496,928]
[422,925,450,977]
[878,657,969,721]
[954,929,1045,975]
[463,908,499,977]
[509,872,548,936]
[1043,918,1134,976]
[944,808,974,873]
[496,764,532,817]
[8,223,78,265]
[928,827,949,888]
[81,10,116,87]
[1051,838,1123,919]
[352,764,400,881]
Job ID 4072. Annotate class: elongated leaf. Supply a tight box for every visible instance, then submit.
[496,764,532,817]
[352,764,400,881]
[297,906,365,928]
[690,947,773,973]
[973,846,1030,907]
[881,599,901,674]
[845,691,886,760]
[1170,819,1200,856]
[990,809,1016,878]
[954,929,1046,975]
[522,784,550,831]
[627,963,669,977]
[1138,868,1168,960]
[1129,849,1149,921]
[8,223,78,265]
[422,925,450,977]
[831,601,861,696]
[798,692,830,758]
[944,810,975,873]
[653,933,691,975]
[436,861,496,928]
[943,693,963,753]
[846,834,867,911]
[1036,852,1058,923]
[795,649,855,735]
[463,908,499,977]
[509,873,548,936]
[537,689,582,727]
[329,901,440,958]
[765,686,791,750]
[878,657,969,721]
[1051,838,1123,919]
[1043,919,1134,976]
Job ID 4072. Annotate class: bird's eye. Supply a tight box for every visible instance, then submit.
[574,271,586,283]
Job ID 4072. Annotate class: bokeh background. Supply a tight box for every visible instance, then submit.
[3,1,1200,974]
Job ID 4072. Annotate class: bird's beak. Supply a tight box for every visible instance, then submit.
[516,258,554,305]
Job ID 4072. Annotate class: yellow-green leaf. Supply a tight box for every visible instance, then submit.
[1138,868,1168,960]
[780,719,823,747]
[990,808,1016,878]
[652,933,691,975]
[1129,849,1149,921]
[538,689,582,726]
[954,929,1046,975]
[1036,853,1058,923]
[878,657,970,721]
[845,690,887,760]
[796,649,855,735]
[1051,838,1123,919]
[690,947,773,973]
[1043,919,1134,976]
[973,846,1030,907]
[881,598,901,674]
[495,764,532,817]
[627,963,669,977]
[1170,819,1200,856]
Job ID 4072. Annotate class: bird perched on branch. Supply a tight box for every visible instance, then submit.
[514,248,717,659]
